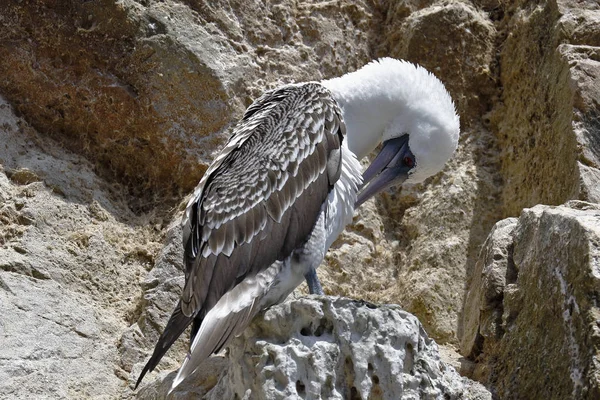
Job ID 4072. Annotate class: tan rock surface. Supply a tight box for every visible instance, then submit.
[458,2,600,397]
[1,0,600,398]
[362,0,503,343]
[0,0,376,203]
[460,217,518,359]
[462,202,600,399]
[0,96,162,398]
[496,1,580,216]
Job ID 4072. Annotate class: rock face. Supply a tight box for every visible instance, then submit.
[1,0,600,399]
[0,96,161,398]
[361,0,502,343]
[0,0,376,202]
[138,297,491,400]
[462,202,600,399]
[495,0,600,215]
[460,217,518,360]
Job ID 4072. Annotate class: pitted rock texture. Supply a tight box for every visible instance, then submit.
[137,297,491,400]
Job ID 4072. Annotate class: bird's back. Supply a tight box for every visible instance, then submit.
[137,82,347,389]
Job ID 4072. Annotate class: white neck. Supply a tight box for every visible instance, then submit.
[321,73,404,160]
[320,58,460,183]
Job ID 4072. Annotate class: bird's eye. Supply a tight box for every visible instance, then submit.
[403,156,414,168]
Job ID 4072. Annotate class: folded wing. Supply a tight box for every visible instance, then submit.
[136,82,345,387]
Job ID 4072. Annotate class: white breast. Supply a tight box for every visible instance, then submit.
[324,142,363,250]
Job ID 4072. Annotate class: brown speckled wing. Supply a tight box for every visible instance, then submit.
[181,82,344,317]
[135,83,345,387]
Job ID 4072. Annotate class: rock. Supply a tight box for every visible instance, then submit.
[123,222,188,390]
[150,297,490,400]
[0,95,163,399]
[462,202,600,399]
[496,0,600,217]
[314,198,400,301]
[563,43,600,204]
[135,356,228,400]
[460,217,518,358]
[367,0,503,343]
[0,273,118,399]
[0,0,376,202]
[0,0,230,200]
[453,0,600,349]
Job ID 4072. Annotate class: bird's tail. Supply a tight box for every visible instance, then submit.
[135,301,195,389]
[169,259,297,392]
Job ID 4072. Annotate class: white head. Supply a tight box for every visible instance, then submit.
[321,58,460,205]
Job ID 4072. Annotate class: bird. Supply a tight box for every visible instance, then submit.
[134,57,460,391]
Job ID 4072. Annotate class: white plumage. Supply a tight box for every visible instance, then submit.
[135,58,460,392]
[322,58,460,183]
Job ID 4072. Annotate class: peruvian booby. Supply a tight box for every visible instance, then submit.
[135,57,460,391]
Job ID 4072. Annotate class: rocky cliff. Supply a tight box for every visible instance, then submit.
[0,0,599,399]
[462,201,600,399]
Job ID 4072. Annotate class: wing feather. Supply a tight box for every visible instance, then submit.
[171,260,286,390]
[139,82,346,386]
[265,185,283,222]
[134,301,193,389]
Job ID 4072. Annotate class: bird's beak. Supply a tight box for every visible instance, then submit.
[355,134,414,207]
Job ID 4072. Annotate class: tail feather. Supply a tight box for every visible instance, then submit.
[135,301,195,389]
[169,260,290,392]
[169,298,257,392]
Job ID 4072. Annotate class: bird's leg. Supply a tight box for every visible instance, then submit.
[305,268,324,295]
[298,207,327,295]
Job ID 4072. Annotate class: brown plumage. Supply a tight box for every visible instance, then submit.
[136,82,345,388]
